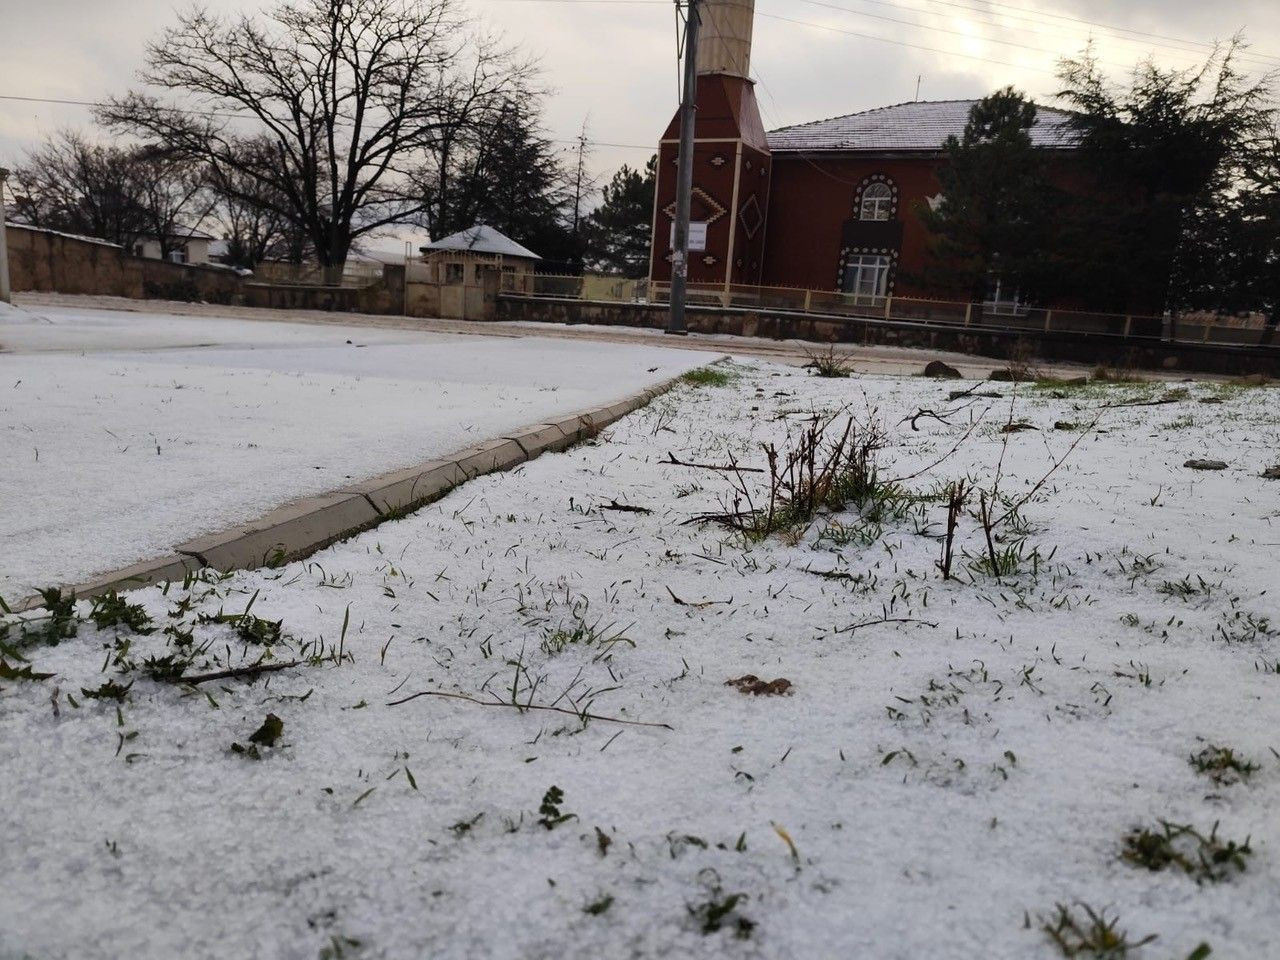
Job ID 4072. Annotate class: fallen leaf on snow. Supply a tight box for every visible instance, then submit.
[726,675,793,696]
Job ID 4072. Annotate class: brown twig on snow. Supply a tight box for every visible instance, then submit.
[888,406,993,485]
[174,660,302,685]
[991,405,1107,528]
[665,586,731,608]
[601,500,653,514]
[661,453,765,473]
[1101,392,1186,410]
[937,479,969,580]
[834,616,939,634]
[386,689,674,730]
[901,408,955,431]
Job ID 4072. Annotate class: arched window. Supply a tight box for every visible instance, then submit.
[859,182,893,221]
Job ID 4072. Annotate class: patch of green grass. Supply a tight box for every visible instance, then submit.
[540,614,634,658]
[0,659,55,682]
[1215,610,1276,643]
[681,366,735,388]
[141,653,194,682]
[199,610,284,646]
[80,678,132,701]
[1157,575,1218,601]
[1,588,80,651]
[537,785,576,830]
[1039,903,1156,958]
[89,591,155,634]
[965,536,1054,580]
[1122,820,1251,883]
[231,713,284,759]
[1190,744,1260,785]
[689,887,754,938]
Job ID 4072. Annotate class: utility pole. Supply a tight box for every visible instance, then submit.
[668,0,701,336]
[0,168,11,304]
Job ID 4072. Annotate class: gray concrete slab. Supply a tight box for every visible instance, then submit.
[177,493,381,571]
[454,438,528,479]
[74,554,204,597]
[504,423,571,457]
[340,461,467,517]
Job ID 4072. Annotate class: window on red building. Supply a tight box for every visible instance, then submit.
[842,253,891,300]
[859,183,893,221]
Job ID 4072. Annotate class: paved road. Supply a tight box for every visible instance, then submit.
[13,291,1075,379]
[0,299,706,599]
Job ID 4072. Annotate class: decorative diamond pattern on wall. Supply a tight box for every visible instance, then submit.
[663,187,728,225]
[738,194,764,240]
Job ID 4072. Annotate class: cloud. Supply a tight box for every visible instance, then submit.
[3,0,1276,186]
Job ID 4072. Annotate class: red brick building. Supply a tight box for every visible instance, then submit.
[649,1,1076,306]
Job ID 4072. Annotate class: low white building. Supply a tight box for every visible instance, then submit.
[132,227,216,265]
[419,225,540,286]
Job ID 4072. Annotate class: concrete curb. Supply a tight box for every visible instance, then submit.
[8,363,721,612]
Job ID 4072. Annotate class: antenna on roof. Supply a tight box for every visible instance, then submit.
[915,75,922,102]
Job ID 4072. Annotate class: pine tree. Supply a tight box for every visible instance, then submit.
[584,157,656,277]
[1056,41,1275,315]
[917,88,1053,305]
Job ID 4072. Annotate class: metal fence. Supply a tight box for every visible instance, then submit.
[252,260,386,288]
[498,273,1274,348]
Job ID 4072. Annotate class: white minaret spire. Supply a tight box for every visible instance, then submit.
[695,0,755,79]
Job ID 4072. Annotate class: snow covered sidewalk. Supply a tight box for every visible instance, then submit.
[2,359,1278,959]
[0,303,704,600]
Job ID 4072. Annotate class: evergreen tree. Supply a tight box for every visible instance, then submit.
[1056,41,1275,314]
[917,88,1053,304]
[419,96,577,269]
[584,156,656,277]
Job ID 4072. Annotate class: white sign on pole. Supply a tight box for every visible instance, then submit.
[671,221,709,253]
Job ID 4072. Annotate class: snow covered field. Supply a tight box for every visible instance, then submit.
[0,303,704,600]
[2,359,1279,959]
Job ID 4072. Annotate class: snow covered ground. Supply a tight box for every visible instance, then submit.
[0,303,704,600]
[2,359,1279,959]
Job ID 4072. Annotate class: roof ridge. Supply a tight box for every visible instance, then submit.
[768,99,981,134]
[767,98,1075,136]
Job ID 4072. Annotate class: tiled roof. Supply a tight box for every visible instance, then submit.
[767,99,1078,153]
[421,224,541,260]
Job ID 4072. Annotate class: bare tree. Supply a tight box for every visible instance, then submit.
[102,0,530,278]
[10,132,148,249]
[207,139,301,268]
[10,133,212,258]
[133,151,215,261]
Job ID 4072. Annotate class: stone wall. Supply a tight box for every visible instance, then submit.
[7,224,241,303]
[243,266,403,315]
[495,295,1280,377]
[5,222,404,314]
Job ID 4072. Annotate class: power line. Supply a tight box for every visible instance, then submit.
[786,0,1166,73]
[484,0,1280,72]
[482,0,1280,65]
[794,0,1280,72]
[923,0,1280,64]
[0,93,657,154]
[755,10,1059,75]
[0,94,245,120]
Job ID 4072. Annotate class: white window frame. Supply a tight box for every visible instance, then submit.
[985,275,1029,316]
[859,183,893,221]
[842,253,891,303]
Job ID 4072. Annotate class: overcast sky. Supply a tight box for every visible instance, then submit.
[2,0,1277,246]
